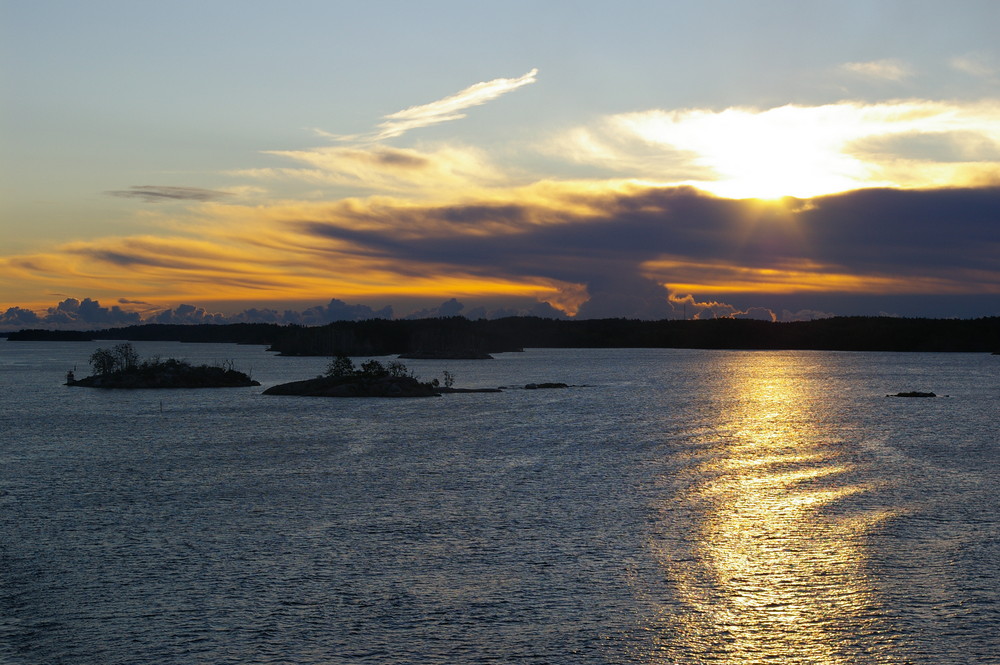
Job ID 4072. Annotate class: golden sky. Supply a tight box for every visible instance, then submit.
[2,2,999,327]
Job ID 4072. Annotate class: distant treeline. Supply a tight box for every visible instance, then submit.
[7,316,1000,354]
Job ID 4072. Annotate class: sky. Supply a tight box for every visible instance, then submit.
[2,0,1000,329]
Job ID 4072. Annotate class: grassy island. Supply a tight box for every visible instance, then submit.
[67,343,259,389]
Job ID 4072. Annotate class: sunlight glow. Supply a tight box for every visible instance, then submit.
[616,105,881,199]
[611,101,1000,199]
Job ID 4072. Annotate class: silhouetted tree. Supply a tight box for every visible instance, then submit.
[326,355,356,377]
[359,359,388,377]
[386,361,411,378]
[112,342,139,371]
[89,348,117,375]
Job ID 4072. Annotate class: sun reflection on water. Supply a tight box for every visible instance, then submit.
[650,354,898,664]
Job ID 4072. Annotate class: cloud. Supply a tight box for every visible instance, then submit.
[840,59,913,81]
[289,298,394,325]
[1,294,578,331]
[404,297,466,319]
[1,306,41,327]
[243,144,507,194]
[143,300,393,326]
[667,293,775,321]
[106,186,233,203]
[950,54,997,79]
[148,303,227,324]
[364,68,539,141]
[1,297,143,329]
[47,297,142,325]
[850,130,1000,163]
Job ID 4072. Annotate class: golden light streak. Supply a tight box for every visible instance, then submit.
[643,258,994,295]
[650,354,899,663]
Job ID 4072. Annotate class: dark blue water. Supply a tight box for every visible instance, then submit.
[1,341,998,663]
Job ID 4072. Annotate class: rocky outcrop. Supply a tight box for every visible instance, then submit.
[263,374,440,398]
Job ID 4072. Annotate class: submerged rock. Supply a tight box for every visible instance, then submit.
[438,386,504,393]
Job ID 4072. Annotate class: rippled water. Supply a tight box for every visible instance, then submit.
[1,340,998,664]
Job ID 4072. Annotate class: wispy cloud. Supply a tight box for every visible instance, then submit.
[950,54,997,79]
[239,144,507,195]
[242,70,539,196]
[106,185,234,203]
[840,59,912,82]
[339,68,538,142]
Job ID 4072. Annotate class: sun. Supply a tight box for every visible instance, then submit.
[688,116,873,199]
[615,104,888,200]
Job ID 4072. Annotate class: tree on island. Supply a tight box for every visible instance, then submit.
[266,355,438,397]
[325,355,416,380]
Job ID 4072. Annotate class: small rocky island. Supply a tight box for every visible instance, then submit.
[264,357,440,398]
[67,343,259,389]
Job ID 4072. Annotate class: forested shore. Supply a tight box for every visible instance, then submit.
[7,315,1000,354]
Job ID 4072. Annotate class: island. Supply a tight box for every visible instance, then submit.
[263,357,440,398]
[66,343,259,389]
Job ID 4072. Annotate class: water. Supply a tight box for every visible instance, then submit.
[1,340,998,664]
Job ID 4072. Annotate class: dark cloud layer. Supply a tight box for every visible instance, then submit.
[800,187,1000,273]
[300,185,1000,318]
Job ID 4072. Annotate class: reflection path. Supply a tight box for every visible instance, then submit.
[650,354,898,664]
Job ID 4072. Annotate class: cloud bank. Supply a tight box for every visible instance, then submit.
[3,184,999,329]
[1,296,571,331]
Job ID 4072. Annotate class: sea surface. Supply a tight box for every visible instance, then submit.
[1,340,998,664]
